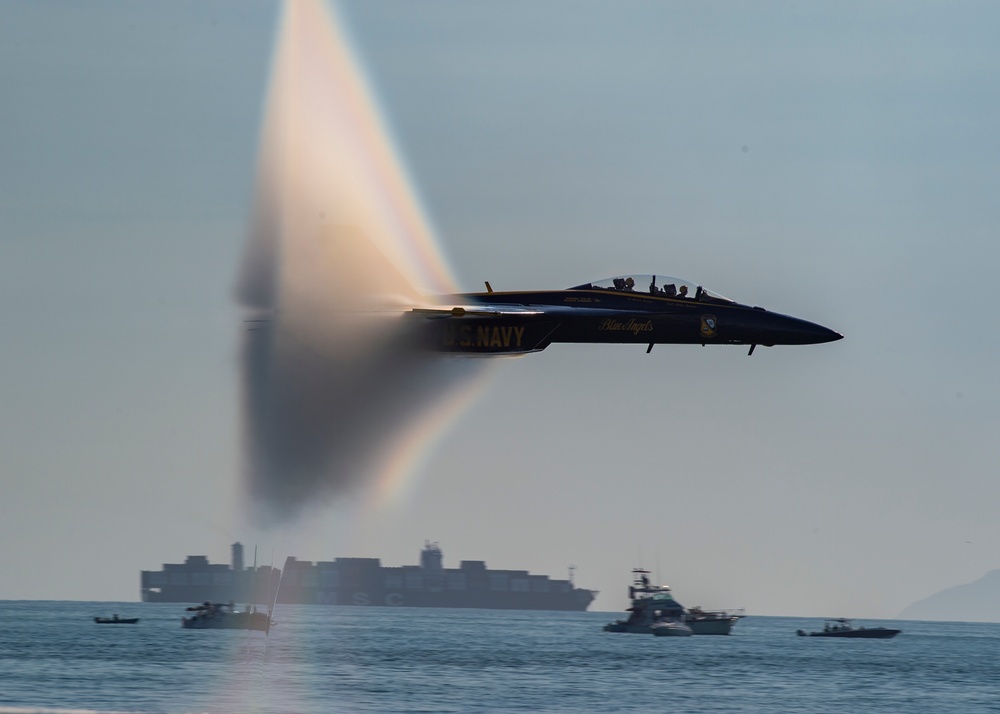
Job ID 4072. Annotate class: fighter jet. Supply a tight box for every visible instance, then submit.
[411,273,842,356]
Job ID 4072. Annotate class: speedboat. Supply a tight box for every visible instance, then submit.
[603,569,744,635]
[796,619,901,639]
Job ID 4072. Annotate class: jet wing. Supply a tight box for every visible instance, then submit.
[409,304,628,319]
[406,303,635,354]
[410,305,545,318]
[407,303,564,354]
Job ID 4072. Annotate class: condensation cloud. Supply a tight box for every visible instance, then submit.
[237,0,486,524]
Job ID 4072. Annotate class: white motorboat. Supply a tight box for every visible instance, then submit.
[651,619,693,637]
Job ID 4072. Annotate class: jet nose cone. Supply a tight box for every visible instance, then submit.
[750,311,843,346]
[789,317,843,345]
[815,325,844,344]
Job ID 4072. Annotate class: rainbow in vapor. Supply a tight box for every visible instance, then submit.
[240,0,456,310]
[237,0,489,522]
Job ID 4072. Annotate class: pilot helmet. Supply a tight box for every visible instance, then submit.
[624,277,635,288]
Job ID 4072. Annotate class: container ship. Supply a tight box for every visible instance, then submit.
[141,542,596,611]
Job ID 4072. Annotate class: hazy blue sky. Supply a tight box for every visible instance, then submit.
[3,0,1000,618]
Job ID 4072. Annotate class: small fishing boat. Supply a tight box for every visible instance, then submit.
[181,602,272,632]
[180,546,282,634]
[796,618,901,639]
[94,614,139,624]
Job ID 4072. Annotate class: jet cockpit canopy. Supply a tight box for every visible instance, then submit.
[570,275,733,303]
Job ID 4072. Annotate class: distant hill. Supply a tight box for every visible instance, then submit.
[897,569,1000,622]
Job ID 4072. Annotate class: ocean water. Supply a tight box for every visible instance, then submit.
[1,602,997,713]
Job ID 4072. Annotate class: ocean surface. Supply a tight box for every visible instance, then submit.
[2,601,998,713]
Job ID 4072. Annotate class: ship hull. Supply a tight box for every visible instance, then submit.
[146,588,594,611]
[687,618,741,635]
[181,614,270,631]
[603,618,739,635]
[798,629,899,639]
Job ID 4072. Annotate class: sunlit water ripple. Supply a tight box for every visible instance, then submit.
[1,601,997,713]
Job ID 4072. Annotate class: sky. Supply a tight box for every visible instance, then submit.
[3,0,1000,619]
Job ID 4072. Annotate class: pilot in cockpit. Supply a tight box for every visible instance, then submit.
[677,285,688,298]
[623,277,635,291]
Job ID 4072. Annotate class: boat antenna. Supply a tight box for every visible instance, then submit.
[568,564,576,586]
[241,545,261,660]
[266,561,282,637]
[251,546,259,612]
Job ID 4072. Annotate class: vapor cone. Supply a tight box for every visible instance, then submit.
[237,0,483,523]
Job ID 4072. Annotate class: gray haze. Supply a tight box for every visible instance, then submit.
[2,1,1000,618]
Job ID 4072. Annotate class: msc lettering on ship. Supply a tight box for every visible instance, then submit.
[444,324,526,348]
[349,592,404,606]
[319,591,404,606]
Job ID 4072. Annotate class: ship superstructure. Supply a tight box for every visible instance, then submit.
[141,543,279,605]
[142,542,596,612]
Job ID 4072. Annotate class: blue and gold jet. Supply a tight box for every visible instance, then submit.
[412,274,842,356]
